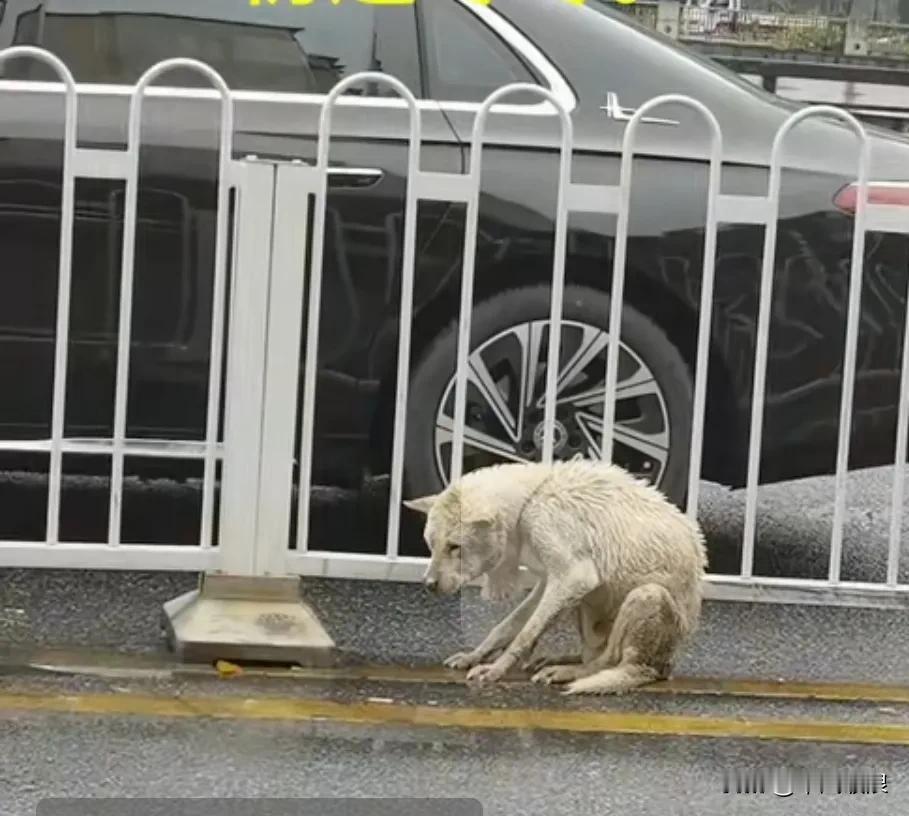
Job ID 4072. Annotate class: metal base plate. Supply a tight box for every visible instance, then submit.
[162,574,337,666]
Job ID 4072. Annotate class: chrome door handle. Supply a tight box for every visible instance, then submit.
[600,92,679,127]
[327,166,384,188]
[240,154,385,187]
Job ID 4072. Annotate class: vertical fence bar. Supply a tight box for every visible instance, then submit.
[601,96,722,517]
[376,79,420,560]
[686,111,722,521]
[198,74,236,552]
[295,105,331,554]
[107,84,141,547]
[828,115,870,584]
[739,166,781,577]
[539,101,573,465]
[297,74,421,556]
[600,131,632,465]
[887,296,909,586]
[447,104,484,485]
[216,159,274,575]
[742,106,868,580]
[108,59,233,549]
[0,48,78,546]
[253,160,313,576]
[450,86,572,480]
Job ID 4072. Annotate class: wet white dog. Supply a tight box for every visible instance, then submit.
[405,459,707,695]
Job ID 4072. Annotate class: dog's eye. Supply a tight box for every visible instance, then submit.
[449,543,461,555]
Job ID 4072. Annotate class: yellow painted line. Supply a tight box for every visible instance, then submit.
[2,690,909,746]
[16,651,909,705]
[12,647,909,704]
[650,676,909,704]
[176,664,909,705]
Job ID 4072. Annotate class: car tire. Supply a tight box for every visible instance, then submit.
[404,283,694,507]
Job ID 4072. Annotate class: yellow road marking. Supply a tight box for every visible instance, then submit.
[2,690,909,745]
[14,649,909,705]
[226,665,909,704]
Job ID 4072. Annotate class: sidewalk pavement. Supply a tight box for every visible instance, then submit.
[2,565,909,686]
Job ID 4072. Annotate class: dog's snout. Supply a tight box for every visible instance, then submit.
[424,577,439,593]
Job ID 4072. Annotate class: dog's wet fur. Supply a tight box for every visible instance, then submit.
[405,459,707,695]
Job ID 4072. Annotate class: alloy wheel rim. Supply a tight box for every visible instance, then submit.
[432,318,671,487]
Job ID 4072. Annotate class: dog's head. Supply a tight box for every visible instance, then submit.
[404,486,504,595]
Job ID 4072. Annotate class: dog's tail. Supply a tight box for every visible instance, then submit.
[562,663,660,695]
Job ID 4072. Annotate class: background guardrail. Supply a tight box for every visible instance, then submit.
[612,0,909,58]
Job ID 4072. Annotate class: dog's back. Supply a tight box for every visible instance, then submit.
[476,459,707,614]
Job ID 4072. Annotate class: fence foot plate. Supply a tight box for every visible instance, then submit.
[162,574,337,666]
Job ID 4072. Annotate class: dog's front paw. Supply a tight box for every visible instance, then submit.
[531,664,583,685]
[465,661,507,687]
[443,651,481,671]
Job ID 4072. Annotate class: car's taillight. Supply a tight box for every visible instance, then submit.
[834,181,909,215]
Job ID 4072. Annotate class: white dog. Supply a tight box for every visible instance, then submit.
[404,459,707,695]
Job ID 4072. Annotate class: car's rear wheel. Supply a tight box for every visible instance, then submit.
[405,284,694,506]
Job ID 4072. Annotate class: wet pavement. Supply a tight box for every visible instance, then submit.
[3,466,909,814]
[7,712,907,816]
[2,565,908,686]
[3,665,909,816]
[1,659,909,726]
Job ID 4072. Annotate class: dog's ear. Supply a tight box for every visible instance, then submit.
[404,494,439,515]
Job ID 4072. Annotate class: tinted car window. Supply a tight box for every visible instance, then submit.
[421,0,539,102]
[27,0,422,95]
[0,5,42,79]
[12,7,42,44]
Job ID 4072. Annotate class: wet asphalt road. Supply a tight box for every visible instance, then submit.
[2,562,909,685]
[0,661,905,816]
[5,705,907,816]
[3,466,909,816]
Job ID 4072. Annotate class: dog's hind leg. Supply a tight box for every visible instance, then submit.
[523,606,586,673]
[528,600,614,680]
[531,587,619,684]
[560,583,683,696]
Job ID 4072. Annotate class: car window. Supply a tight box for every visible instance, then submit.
[22,0,422,96]
[421,0,541,103]
[0,5,42,79]
[12,6,42,45]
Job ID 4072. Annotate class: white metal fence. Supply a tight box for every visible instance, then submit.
[0,47,234,572]
[1,48,908,609]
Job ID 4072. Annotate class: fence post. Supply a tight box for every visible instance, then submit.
[163,157,335,665]
[845,0,871,56]
[253,160,316,578]
[657,0,680,38]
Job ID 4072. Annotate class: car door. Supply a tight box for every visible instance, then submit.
[3,0,463,493]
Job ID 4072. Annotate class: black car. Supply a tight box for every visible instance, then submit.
[0,0,907,554]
